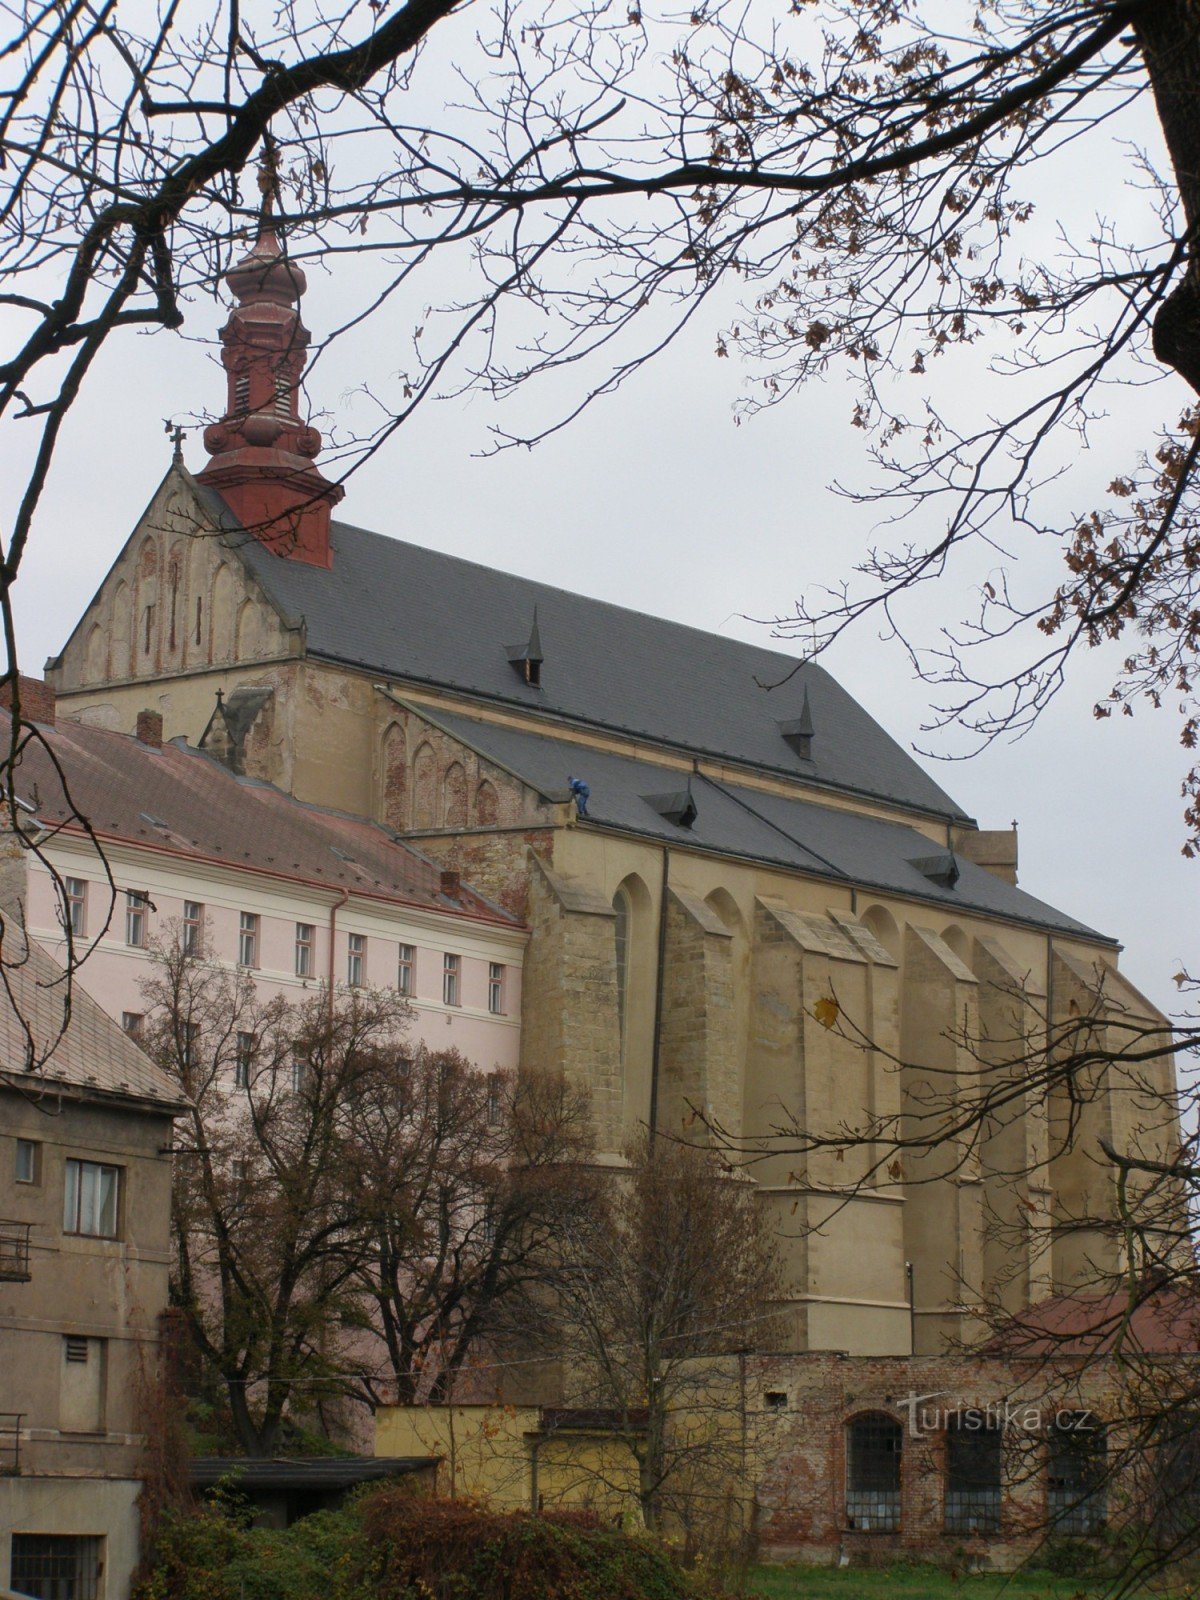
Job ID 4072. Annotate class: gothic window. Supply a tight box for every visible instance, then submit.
[142,604,154,655]
[475,779,499,826]
[412,742,436,830]
[382,724,407,830]
[846,1413,902,1532]
[194,593,203,646]
[443,761,468,829]
[1047,1416,1106,1534]
[613,888,631,1050]
[945,1415,1003,1534]
[168,561,180,649]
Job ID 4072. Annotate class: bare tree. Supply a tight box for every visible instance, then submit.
[5,3,1200,1052]
[141,929,415,1453]
[555,1133,782,1545]
[349,1049,598,1407]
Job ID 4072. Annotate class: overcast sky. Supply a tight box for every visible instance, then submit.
[1,15,1195,1020]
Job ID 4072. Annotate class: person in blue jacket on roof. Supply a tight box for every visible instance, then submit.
[568,776,590,818]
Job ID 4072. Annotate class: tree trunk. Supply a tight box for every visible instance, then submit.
[1135,0,1200,392]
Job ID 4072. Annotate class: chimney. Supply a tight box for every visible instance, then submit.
[440,868,461,900]
[0,674,55,727]
[136,709,164,749]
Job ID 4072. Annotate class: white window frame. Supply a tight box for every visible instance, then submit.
[295,922,314,978]
[63,876,87,937]
[488,961,505,1015]
[397,944,415,996]
[347,932,366,988]
[182,900,203,953]
[124,890,148,948]
[442,952,461,1007]
[238,911,259,968]
[63,1159,120,1239]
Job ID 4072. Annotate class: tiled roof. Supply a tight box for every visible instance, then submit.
[196,482,973,824]
[418,706,1106,940]
[5,713,519,929]
[0,937,185,1108]
[990,1287,1200,1356]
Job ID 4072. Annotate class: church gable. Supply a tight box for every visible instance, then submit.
[375,697,555,835]
[49,464,299,696]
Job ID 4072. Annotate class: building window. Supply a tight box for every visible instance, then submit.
[179,1020,200,1070]
[143,604,154,655]
[62,877,86,938]
[63,1159,120,1239]
[195,594,203,646]
[234,374,250,412]
[16,1138,40,1185]
[397,943,414,996]
[235,1032,253,1089]
[182,900,203,953]
[764,1391,789,1413]
[238,911,259,968]
[121,1011,144,1040]
[945,1415,1003,1534]
[125,890,148,947]
[486,1077,502,1126]
[488,962,505,1014]
[442,953,461,1007]
[483,1203,497,1245]
[348,932,366,988]
[397,1056,413,1115]
[10,1534,103,1600]
[613,888,631,1048]
[1048,1416,1106,1534]
[274,372,292,418]
[291,1059,307,1094]
[231,1157,248,1185]
[295,923,314,978]
[846,1412,902,1532]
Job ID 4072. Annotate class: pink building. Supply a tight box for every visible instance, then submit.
[8,697,525,1072]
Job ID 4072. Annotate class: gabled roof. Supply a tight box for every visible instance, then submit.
[0,937,185,1109]
[4,712,520,929]
[204,496,973,824]
[419,706,1106,940]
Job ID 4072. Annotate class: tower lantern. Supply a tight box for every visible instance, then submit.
[197,206,343,567]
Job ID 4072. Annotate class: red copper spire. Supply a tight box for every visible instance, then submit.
[197,204,343,567]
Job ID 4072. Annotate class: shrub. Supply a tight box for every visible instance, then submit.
[134,1490,726,1600]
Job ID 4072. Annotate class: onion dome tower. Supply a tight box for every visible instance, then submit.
[197,207,344,567]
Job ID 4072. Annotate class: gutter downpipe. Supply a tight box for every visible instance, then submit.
[328,886,350,1023]
[648,846,670,1145]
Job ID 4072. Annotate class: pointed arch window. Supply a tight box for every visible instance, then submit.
[613,888,631,1050]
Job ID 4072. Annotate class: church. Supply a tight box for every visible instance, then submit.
[43,213,1178,1367]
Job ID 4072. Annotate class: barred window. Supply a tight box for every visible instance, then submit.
[945,1415,1002,1534]
[11,1534,103,1600]
[846,1412,902,1532]
[1047,1416,1106,1535]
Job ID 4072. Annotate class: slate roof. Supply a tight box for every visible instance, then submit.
[420,706,1106,940]
[207,496,973,823]
[0,937,185,1108]
[189,1455,438,1489]
[4,712,518,929]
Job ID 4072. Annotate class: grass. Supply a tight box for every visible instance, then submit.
[745,1564,1155,1600]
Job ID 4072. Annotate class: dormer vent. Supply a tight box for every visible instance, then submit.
[644,789,699,830]
[777,688,815,760]
[506,607,544,687]
[909,852,960,890]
